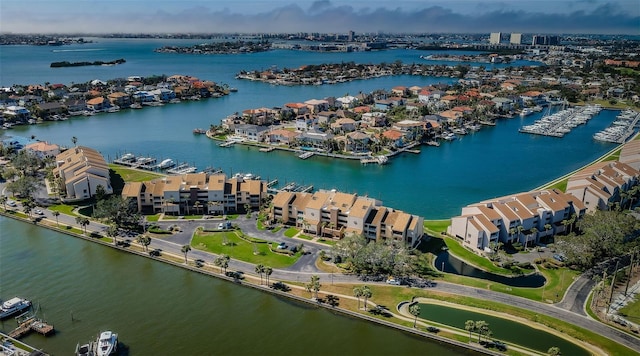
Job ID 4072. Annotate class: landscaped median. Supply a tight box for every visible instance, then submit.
[191,227,302,268]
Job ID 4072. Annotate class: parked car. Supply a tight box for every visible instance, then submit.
[7,200,17,207]
[553,254,566,262]
[218,222,224,230]
[34,209,44,215]
[426,326,440,333]
[277,242,287,250]
[386,277,401,285]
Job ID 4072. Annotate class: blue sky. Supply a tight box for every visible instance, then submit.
[1,0,638,34]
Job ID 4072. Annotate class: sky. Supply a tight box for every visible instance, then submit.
[1,0,638,35]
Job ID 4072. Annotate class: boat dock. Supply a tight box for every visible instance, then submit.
[279,182,314,193]
[8,316,54,339]
[519,105,602,138]
[593,109,640,144]
[426,141,440,147]
[259,147,275,152]
[219,141,235,147]
[112,153,158,170]
[267,179,278,187]
[167,163,197,175]
[298,151,314,159]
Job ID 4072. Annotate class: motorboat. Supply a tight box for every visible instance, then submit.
[75,342,95,356]
[0,297,32,319]
[158,158,175,169]
[96,331,118,356]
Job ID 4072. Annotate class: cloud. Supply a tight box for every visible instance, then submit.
[1,2,638,34]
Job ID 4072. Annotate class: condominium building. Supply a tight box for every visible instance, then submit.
[509,33,522,45]
[122,173,266,215]
[270,189,423,247]
[489,32,502,45]
[566,161,639,212]
[53,146,113,202]
[448,189,586,254]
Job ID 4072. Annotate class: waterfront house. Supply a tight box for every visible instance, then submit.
[25,141,60,159]
[65,99,87,114]
[330,118,357,133]
[34,102,64,119]
[150,88,176,102]
[132,91,156,104]
[234,124,270,142]
[345,131,371,153]
[86,97,111,112]
[391,86,407,97]
[2,105,30,122]
[107,92,131,108]
[491,97,513,111]
[266,129,300,145]
[381,129,405,148]
[408,86,422,96]
[242,107,277,126]
[18,94,43,106]
[392,120,425,141]
[299,128,334,150]
[53,146,113,202]
[284,102,308,115]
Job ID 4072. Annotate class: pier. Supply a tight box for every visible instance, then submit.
[298,151,314,160]
[259,147,275,152]
[593,109,640,144]
[519,105,602,138]
[8,317,54,339]
[219,141,235,147]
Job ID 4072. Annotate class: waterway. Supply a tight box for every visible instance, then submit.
[0,216,474,355]
[418,303,589,356]
[0,39,620,218]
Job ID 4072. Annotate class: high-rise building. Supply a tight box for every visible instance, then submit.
[532,35,560,46]
[509,33,522,45]
[489,32,501,45]
[348,30,354,42]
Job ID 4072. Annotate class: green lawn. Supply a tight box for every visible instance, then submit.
[191,230,301,268]
[109,164,164,182]
[298,234,313,240]
[423,219,451,235]
[619,295,640,321]
[441,235,517,275]
[284,227,299,237]
[49,204,79,216]
[146,214,160,222]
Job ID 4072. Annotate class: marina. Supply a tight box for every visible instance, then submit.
[166,163,197,175]
[519,105,602,138]
[593,109,640,144]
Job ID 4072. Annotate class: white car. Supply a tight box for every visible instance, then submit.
[34,209,45,215]
[7,200,17,207]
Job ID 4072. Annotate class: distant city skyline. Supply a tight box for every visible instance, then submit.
[1,0,639,35]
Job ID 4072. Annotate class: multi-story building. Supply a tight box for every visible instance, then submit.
[122,172,266,215]
[489,32,502,45]
[448,189,586,254]
[509,33,522,45]
[53,146,113,202]
[566,161,639,212]
[270,189,423,247]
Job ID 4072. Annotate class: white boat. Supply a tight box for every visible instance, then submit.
[158,158,175,169]
[0,297,32,318]
[96,331,118,356]
[520,108,534,117]
[443,132,457,141]
[75,342,95,356]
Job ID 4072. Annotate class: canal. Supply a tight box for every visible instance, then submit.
[418,303,589,355]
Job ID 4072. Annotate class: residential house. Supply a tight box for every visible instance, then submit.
[336,95,359,109]
[234,124,270,142]
[2,105,30,121]
[566,161,639,212]
[107,92,131,108]
[295,114,318,131]
[266,129,300,145]
[299,128,334,150]
[330,118,357,133]
[25,141,60,159]
[86,97,111,112]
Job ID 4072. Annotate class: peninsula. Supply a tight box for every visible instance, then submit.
[50,58,126,68]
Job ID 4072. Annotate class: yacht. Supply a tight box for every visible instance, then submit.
[158,158,176,169]
[96,331,118,356]
[75,342,95,356]
[0,297,32,319]
[520,108,534,117]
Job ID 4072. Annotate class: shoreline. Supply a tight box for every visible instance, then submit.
[0,210,492,355]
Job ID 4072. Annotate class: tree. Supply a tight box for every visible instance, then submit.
[94,184,107,202]
[464,320,476,342]
[71,136,78,147]
[548,346,562,356]
[353,286,363,309]
[52,210,60,227]
[106,224,118,244]
[220,254,230,273]
[306,275,321,299]
[93,196,141,230]
[0,195,6,210]
[264,266,273,286]
[181,244,191,264]
[255,264,265,284]
[409,304,421,328]
[361,285,372,311]
[76,216,90,234]
[137,235,151,252]
[475,321,487,343]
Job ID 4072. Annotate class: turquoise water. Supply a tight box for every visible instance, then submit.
[418,303,589,355]
[0,39,619,218]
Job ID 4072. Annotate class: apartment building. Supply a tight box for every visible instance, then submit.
[448,189,586,254]
[566,161,639,212]
[122,172,266,215]
[53,146,113,202]
[270,189,424,247]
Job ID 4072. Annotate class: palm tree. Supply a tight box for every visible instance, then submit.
[76,216,89,234]
[264,266,273,286]
[464,320,476,342]
[353,286,363,309]
[0,195,6,210]
[409,304,421,328]
[548,346,561,356]
[516,225,524,244]
[255,264,265,284]
[214,256,223,273]
[106,224,118,244]
[221,254,230,273]
[52,210,60,227]
[137,235,151,252]
[361,285,372,311]
[71,136,78,147]
[193,201,202,215]
[475,321,487,343]
[306,275,321,299]
[181,244,191,264]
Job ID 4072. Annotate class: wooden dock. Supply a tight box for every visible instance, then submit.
[259,147,275,152]
[8,317,54,338]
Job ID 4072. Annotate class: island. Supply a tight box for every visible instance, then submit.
[155,40,272,54]
[50,58,126,68]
